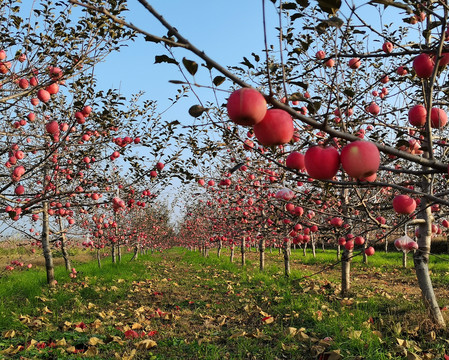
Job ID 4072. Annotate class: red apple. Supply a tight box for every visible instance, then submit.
[392,195,416,214]
[365,247,375,256]
[324,59,334,67]
[368,102,380,115]
[348,58,361,69]
[15,184,24,196]
[45,121,59,135]
[340,141,380,180]
[442,219,449,228]
[253,109,294,146]
[408,105,427,127]
[354,236,365,245]
[285,151,305,171]
[344,240,354,250]
[37,89,50,102]
[413,53,434,78]
[382,42,393,53]
[304,145,340,180]
[46,82,59,95]
[156,162,165,171]
[227,88,267,126]
[316,50,326,60]
[430,107,447,129]
[18,78,29,89]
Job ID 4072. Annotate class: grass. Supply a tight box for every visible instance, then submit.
[0,246,447,359]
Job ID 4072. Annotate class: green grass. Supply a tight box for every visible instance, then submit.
[0,247,448,359]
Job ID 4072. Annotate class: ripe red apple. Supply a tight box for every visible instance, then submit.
[392,195,416,214]
[330,217,343,227]
[382,42,393,53]
[18,78,29,89]
[368,102,380,116]
[150,170,157,178]
[365,247,375,256]
[340,141,380,180]
[37,89,50,102]
[46,121,59,135]
[253,109,294,146]
[344,240,354,250]
[324,59,334,67]
[316,50,326,60]
[348,58,361,69]
[75,111,85,124]
[156,162,165,171]
[413,53,434,78]
[430,107,447,129]
[442,219,449,228]
[354,236,365,245]
[408,104,427,127]
[15,184,24,196]
[46,82,59,95]
[304,145,340,180]
[285,151,305,171]
[227,88,267,126]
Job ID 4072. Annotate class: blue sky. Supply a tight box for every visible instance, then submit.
[94,1,277,109]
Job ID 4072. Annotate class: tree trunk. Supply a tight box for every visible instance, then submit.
[403,251,407,268]
[111,243,116,264]
[414,197,446,327]
[130,245,139,261]
[217,239,222,258]
[362,241,368,264]
[337,244,341,260]
[230,244,234,263]
[303,242,307,256]
[311,237,316,258]
[118,243,122,262]
[283,240,291,277]
[42,202,56,286]
[58,216,71,271]
[259,238,265,271]
[96,248,102,268]
[341,248,352,296]
[241,237,246,266]
[322,240,325,252]
[385,238,388,253]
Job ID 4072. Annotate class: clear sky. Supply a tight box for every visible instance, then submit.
[94,1,277,109]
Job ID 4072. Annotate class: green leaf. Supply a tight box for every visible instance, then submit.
[282,2,297,10]
[182,58,198,76]
[240,57,254,69]
[154,55,178,65]
[188,105,207,118]
[316,0,341,15]
[213,76,226,87]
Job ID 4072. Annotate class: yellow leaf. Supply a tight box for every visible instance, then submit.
[88,337,104,346]
[0,345,14,354]
[117,279,125,283]
[407,351,422,360]
[229,331,246,339]
[287,327,298,336]
[322,350,342,360]
[136,339,157,349]
[262,316,274,324]
[91,319,102,329]
[297,331,310,341]
[55,338,67,347]
[121,349,137,360]
[84,346,99,357]
[111,336,125,345]
[88,303,96,309]
[3,330,15,338]
[67,346,77,353]
[27,339,38,349]
[348,330,362,339]
[74,326,85,333]
[131,323,143,330]
[110,286,118,291]
[42,306,52,314]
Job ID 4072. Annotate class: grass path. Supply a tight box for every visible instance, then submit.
[0,247,448,359]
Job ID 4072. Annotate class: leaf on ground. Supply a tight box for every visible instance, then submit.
[251,328,270,339]
[3,330,15,338]
[320,350,342,360]
[88,337,104,346]
[348,330,362,339]
[66,346,77,353]
[407,352,422,360]
[262,316,274,324]
[91,319,102,329]
[131,323,143,330]
[287,327,298,336]
[84,347,99,357]
[42,306,52,314]
[88,303,96,309]
[117,279,125,283]
[296,330,310,341]
[229,330,246,339]
[26,339,38,349]
[110,336,125,345]
[55,338,67,347]
[281,342,299,351]
[110,286,119,291]
[117,349,136,360]
[136,339,157,349]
